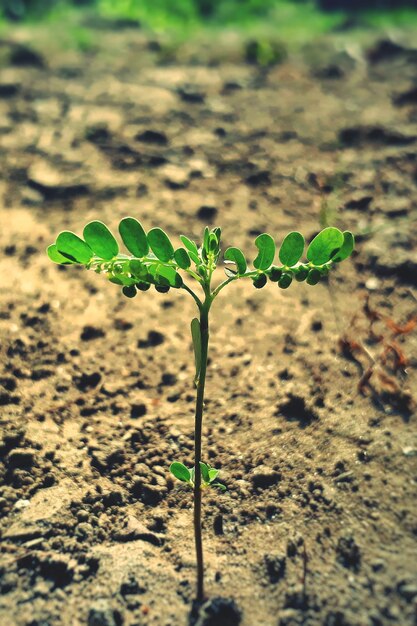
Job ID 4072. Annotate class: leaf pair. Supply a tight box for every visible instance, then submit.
[48,221,119,265]
[170,461,225,491]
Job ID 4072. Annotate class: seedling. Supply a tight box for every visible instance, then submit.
[47,219,354,602]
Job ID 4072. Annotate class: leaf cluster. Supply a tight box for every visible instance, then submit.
[170,461,226,492]
[47,218,223,298]
[47,219,354,299]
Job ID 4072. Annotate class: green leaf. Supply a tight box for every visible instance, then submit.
[295,266,309,282]
[129,259,148,280]
[180,235,199,261]
[56,231,93,264]
[122,285,137,298]
[170,462,191,483]
[47,244,74,265]
[208,232,218,252]
[307,227,344,265]
[253,274,267,289]
[278,273,292,289]
[269,266,282,282]
[174,248,191,269]
[306,268,321,285]
[110,274,136,286]
[191,318,201,382]
[83,221,119,260]
[279,232,305,266]
[208,468,220,482]
[212,482,227,492]
[203,226,210,253]
[149,264,183,288]
[199,462,210,483]
[332,231,355,262]
[119,217,149,257]
[224,247,247,274]
[147,228,174,262]
[253,233,275,270]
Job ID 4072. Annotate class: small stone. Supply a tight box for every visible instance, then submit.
[251,465,281,489]
[138,331,165,348]
[81,326,105,341]
[130,403,147,419]
[88,600,123,626]
[7,448,37,469]
[196,206,218,223]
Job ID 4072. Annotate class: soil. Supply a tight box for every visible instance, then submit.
[1,22,417,626]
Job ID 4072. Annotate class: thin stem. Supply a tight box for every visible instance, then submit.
[193,301,210,602]
[182,283,203,310]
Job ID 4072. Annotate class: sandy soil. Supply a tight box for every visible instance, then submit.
[0,23,417,626]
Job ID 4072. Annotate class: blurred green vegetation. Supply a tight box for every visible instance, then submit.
[1,0,417,38]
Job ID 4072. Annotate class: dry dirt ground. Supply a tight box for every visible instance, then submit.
[0,22,417,626]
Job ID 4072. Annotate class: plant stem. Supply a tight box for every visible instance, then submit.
[194,302,210,602]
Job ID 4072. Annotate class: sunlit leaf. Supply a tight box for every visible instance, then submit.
[208,468,220,482]
[170,462,191,483]
[119,217,148,257]
[147,228,174,262]
[307,227,344,265]
[203,226,210,253]
[279,232,305,266]
[83,221,119,260]
[199,462,210,483]
[253,233,275,270]
[56,231,93,264]
[224,247,247,274]
[180,235,199,264]
[332,231,355,262]
[148,264,183,288]
[47,244,74,265]
[174,248,191,269]
[129,259,147,280]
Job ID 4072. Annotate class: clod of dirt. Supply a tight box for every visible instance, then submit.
[190,597,242,626]
[277,394,318,427]
[88,601,123,626]
[138,330,165,348]
[264,553,286,584]
[0,83,20,98]
[39,554,75,587]
[245,170,271,186]
[336,534,361,571]
[196,205,218,223]
[393,86,417,107]
[162,164,190,189]
[9,44,45,68]
[366,39,416,64]
[339,125,416,148]
[135,129,168,145]
[81,326,106,341]
[177,85,205,103]
[130,403,147,418]
[115,515,163,546]
[251,465,281,489]
[160,373,177,387]
[74,372,102,391]
[7,448,37,469]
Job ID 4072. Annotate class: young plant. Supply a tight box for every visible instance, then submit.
[47,219,354,602]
